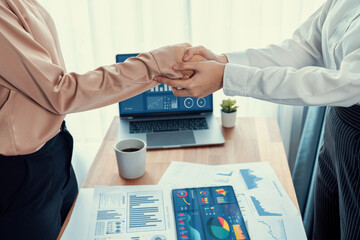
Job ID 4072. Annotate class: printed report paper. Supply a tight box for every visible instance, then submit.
[87,185,174,240]
[158,161,307,240]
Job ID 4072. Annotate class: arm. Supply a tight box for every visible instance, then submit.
[223,47,360,106]
[156,0,360,106]
[159,1,332,98]
[0,8,188,115]
[156,47,360,107]
[184,0,332,69]
[225,1,328,69]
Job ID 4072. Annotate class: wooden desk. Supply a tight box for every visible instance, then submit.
[58,116,298,239]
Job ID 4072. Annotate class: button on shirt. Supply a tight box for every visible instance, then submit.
[223,0,360,107]
[0,0,184,155]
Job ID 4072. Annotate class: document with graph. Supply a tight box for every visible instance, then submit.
[87,184,252,240]
[87,185,175,240]
[159,161,307,240]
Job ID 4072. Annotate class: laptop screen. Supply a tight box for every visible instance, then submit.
[116,53,213,117]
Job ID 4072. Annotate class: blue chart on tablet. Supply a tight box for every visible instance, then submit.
[172,186,250,240]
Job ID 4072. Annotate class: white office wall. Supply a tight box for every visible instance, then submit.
[37,0,325,186]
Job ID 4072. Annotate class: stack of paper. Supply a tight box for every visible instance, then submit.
[158,161,307,240]
[61,161,307,240]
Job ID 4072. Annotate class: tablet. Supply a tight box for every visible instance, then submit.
[172,185,250,240]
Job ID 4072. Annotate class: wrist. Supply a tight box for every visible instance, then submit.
[218,63,226,89]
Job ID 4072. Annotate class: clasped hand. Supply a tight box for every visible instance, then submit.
[154,46,228,98]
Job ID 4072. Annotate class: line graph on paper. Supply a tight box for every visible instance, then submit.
[251,196,282,216]
[251,219,287,240]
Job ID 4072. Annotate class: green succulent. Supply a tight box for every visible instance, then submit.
[220,99,238,113]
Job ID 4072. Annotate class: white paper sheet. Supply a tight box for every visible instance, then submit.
[158,161,308,240]
[87,185,175,240]
[63,162,307,240]
[61,188,94,240]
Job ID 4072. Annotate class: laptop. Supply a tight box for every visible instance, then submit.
[116,53,225,149]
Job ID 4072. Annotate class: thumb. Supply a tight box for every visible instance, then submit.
[173,61,199,71]
[183,48,195,61]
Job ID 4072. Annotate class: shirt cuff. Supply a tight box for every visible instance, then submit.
[226,52,250,66]
[150,46,183,79]
[223,63,257,97]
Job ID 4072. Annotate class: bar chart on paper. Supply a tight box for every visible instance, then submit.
[127,191,166,233]
[97,210,122,220]
[240,169,263,190]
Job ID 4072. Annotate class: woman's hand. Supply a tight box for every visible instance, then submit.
[154,60,225,98]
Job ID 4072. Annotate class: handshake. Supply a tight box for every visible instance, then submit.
[153,43,228,99]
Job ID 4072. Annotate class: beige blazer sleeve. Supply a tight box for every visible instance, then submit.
[0,6,185,115]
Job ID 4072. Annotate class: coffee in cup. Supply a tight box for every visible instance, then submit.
[114,138,146,179]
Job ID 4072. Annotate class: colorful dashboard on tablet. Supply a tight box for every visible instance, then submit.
[172,186,250,240]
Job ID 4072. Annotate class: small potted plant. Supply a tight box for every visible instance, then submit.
[220,98,238,128]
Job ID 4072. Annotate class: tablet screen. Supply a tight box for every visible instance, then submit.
[172,186,250,240]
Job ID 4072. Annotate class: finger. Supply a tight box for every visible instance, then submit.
[173,61,199,71]
[180,69,194,78]
[183,48,196,61]
[153,76,189,89]
[183,46,209,62]
[183,46,202,62]
[171,87,191,97]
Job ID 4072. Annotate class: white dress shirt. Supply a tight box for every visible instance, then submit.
[223,0,360,107]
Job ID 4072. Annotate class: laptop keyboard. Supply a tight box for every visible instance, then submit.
[129,118,209,133]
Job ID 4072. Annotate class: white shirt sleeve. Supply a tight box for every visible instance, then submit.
[225,1,331,69]
[223,47,360,107]
[222,0,360,107]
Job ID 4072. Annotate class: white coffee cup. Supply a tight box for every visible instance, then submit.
[114,138,147,179]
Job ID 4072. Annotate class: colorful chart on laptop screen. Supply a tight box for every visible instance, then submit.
[172,186,250,240]
[116,53,213,116]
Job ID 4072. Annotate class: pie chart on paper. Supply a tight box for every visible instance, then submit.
[206,216,230,239]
